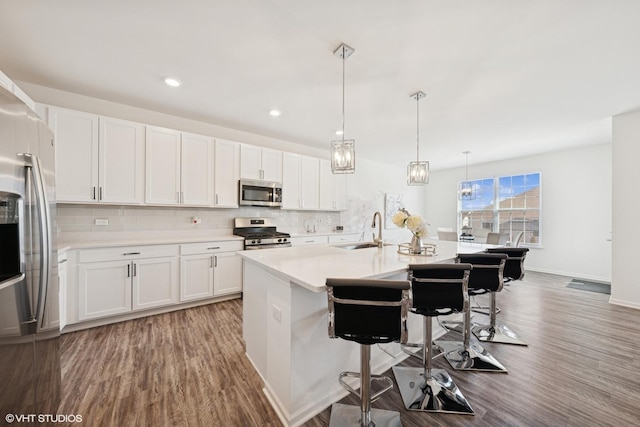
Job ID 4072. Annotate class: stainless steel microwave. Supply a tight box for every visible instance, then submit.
[239,179,283,207]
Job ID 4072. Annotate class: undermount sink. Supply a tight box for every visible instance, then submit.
[336,242,391,250]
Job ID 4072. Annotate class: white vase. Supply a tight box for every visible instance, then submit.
[410,234,422,254]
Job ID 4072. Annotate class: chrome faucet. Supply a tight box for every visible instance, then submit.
[371,211,383,248]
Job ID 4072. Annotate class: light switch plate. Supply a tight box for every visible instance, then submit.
[95,218,109,226]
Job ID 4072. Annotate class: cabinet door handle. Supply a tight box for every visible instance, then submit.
[215,194,218,204]
[177,191,180,203]
[92,186,96,200]
[99,187,103,201]
[210,256,213,268]
[133,263,137,277]
[127,264,130,278]
[181,191,184,203]
[123,252,140,256]
[214,255,217,268]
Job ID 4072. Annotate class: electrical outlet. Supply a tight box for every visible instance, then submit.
[272,305,282,322]
[95,218,109,226]
[191,216,201,224]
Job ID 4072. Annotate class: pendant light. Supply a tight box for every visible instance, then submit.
[331,43,356,174]
[459,150,476,200]
[407,91,429,185]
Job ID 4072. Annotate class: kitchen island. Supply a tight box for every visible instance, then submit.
[239,239,494,427]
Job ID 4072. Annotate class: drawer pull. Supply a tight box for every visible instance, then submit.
[207,247,221,250]
[123,252,141,256]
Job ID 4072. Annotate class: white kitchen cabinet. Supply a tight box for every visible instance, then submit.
[180,241,244,302]
[213,251,243,296]
[214,139,240,207]
[132,256,179,311]
[146,126,213,206]
[58,250,68,330]
[327,233,361,244]
[78,260,132,321]
[180,253,215,302]
[282,153,319,210]
[290,235,328,246]
[319,159,348,211]
[49,107,99,203]
[76,245,179,321]
[240,144,282,182]
[99,116,146,204]
[49,107,145,204]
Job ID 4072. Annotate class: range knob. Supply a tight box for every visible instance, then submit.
[251,240,256,244]
[257,238,262,244]
[282,238,288,243]
[278,238,282,242]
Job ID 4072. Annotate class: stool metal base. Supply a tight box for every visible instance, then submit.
[391,366,474,415]
[472,323,528,346]
[435,340,508,372]
[329,403,402,427]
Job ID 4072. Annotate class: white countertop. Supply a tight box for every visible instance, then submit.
[57,230,243,250]
[238,239,497,293]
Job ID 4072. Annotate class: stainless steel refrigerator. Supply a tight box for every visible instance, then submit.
[0,83,60,417]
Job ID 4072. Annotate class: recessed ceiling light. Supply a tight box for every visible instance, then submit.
[335,130,344,136]
[269,109,281,117]
[164,77,181,87]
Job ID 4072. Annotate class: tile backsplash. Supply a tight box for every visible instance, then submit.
[56,204,343,235]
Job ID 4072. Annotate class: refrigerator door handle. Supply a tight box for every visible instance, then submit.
[24,154,51,330]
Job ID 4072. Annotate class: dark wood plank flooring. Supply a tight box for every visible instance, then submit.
[58,271,640,426]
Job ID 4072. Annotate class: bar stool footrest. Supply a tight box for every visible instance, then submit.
[391,366,474,414]
[338,371,394,403]
[329,403,401,427]
[434,340,508,372]
[472,323,527,346]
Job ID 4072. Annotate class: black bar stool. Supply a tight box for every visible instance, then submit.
[471,247,530,346]
[326,278,411,427]
[392,264,474,415]
[435,253,508,372]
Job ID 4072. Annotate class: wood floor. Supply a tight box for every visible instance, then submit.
[57,271,640,427]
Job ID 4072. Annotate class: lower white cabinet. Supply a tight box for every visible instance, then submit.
[179,241,243,302]
[132,257,179,311]
[78,260,132,320]
[76,245,179,321]
[290,235,329,246]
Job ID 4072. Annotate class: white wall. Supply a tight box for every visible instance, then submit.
[424,144,612,282]
[342,159,425,244]
[612,109,640,309]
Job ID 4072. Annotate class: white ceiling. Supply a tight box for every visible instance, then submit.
[2,0,640,170]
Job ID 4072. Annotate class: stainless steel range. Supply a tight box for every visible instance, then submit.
[233,218,291,250]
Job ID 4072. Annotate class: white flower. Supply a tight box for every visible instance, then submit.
[392,210,409,228]
[392,208,429,237]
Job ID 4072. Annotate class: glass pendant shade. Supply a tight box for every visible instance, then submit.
[459,150,476,200]
[406,91,428,185]
[331,139,356,173]
[407,160,429,185]
[459,181,475,200]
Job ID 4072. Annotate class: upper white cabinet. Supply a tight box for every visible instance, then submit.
[282,153,319,210]
[214,139,240,207]
[49,107,145,204]
[240,144,282,182]
[319,159,348,211]
[146,126,213,206]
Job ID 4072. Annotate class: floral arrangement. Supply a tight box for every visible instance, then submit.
[392,208,428,238]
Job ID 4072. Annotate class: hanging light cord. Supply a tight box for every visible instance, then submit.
[416,95,420,161]
[341,45,346,143]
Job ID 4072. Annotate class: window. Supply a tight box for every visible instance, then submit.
[458,172,541,245]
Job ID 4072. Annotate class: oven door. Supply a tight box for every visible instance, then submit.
[239,179,282,207]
